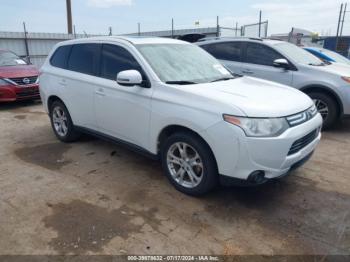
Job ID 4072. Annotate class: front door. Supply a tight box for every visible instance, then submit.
[241,42,293,86]
[94,44,153,149]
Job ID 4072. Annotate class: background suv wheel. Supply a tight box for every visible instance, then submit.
[161,132,218,196]
[308,92,339,129]
[50,100,81,142]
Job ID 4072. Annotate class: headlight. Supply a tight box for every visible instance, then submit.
[223,114,289,137]
[0,78,10,86]
[0,78,9,86]
[341,76,350,83]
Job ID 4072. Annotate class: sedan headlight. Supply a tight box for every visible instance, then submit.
[0,78,9,86]
[223,114,289,137]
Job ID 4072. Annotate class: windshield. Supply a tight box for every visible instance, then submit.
[136,43,234,84]
[0,51,27,66]
[274,42,324,66]
[321,49,350,65]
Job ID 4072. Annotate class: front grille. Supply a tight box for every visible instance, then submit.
[288,129,319,156]
[16,89,40,98]
[9,76,38,86]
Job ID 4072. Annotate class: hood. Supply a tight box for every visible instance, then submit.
[0,65,39,78]
[309,62,350,76]
[185,77,313,118]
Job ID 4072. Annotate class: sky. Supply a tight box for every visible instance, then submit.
[0,0,348,36]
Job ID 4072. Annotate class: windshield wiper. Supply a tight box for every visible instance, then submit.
[165,81,198,85]
[211,77,234,83]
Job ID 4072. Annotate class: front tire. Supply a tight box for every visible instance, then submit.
[308,92,339,129]
[50,100,81,142]
[161,132,218,196]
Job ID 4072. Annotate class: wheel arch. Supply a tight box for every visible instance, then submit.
[300,85,343,116]
[157,125,218,170]
[47,95,65,114]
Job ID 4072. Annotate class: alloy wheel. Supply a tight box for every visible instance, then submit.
[166,142,204,188]
[313,99,329,121]
[52,106,68,137]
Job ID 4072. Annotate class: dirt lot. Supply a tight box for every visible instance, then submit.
[0,101,349,255]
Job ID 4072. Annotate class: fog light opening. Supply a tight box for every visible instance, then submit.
[248,171,267,185]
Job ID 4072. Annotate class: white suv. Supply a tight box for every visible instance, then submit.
[40,37,322,195]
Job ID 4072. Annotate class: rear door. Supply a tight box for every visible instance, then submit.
[58,43,101,129]
[201,41,243,74]
[241,42,293,86]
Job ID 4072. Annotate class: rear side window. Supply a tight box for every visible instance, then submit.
[50,45,71,69]
[245,43,283,66]
[67,44,100,76]
[201,42,242,62]
[100,44,143,80]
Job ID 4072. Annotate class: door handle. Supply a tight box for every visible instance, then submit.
[242,69,254,74]
[95,88,106,97]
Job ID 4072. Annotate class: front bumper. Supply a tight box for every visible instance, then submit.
[0,84,40,102]
[204,113,323,181]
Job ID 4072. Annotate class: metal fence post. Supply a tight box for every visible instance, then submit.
[172,18,174,38]
[216,16,220,37]
[23,22,31,64]
[258,10,262,37]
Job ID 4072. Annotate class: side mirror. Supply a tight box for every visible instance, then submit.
[273,58,290,69]
[116,70,143,86]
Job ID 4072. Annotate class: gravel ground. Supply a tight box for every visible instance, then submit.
[0,101,349,256]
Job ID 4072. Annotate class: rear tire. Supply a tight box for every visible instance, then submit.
[161,132,218,196]
[49,100,81,142]
[307,92,339,129]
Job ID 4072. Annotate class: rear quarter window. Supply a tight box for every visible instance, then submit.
[50,45,72,69]
[201,42,242,62]
[67,44,100,76]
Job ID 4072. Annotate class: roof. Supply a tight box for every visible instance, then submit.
[196,37,283,45]
[57,36,188,46]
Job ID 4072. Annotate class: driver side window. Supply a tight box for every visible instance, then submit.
[100,44,144,80]
[245,43,283,66]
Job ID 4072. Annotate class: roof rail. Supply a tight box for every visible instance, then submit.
[197,36,264,43]
[263,37,283,41]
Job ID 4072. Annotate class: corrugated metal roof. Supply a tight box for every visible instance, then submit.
[0,31,98,39]
[125,27,218,37]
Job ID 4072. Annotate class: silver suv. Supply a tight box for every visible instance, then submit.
[197,38,350,128]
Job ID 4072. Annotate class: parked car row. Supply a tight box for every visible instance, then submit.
[0,50,40,102]
[39,37,323,195]
[197,37,350,129]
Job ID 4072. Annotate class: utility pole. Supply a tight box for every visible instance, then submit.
[66,0,73,34]
[340,3,347,37]
[138,23,141,36]
[235,22,238,36]
[336,3,344,51]
[258,10,262,38]
[108,26,112,36]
